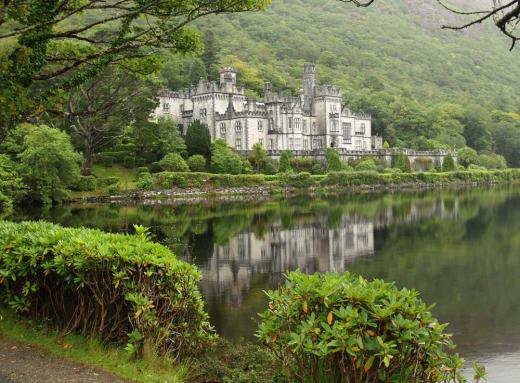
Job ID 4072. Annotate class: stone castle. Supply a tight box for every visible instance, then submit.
[154,63,382,153]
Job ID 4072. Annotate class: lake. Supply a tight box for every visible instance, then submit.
[19,185,520,382]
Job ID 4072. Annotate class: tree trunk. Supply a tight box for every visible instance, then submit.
[81,134,94,176]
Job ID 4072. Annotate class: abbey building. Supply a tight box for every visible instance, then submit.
[154,64,382,153]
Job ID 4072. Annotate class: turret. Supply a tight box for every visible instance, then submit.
[303,63,316,113]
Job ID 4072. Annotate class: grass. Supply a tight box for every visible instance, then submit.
[0,307,190,383]
[70,164,138,199]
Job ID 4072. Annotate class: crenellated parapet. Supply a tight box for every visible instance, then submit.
[315,84,342,98]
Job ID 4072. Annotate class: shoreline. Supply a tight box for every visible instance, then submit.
[67,178,518,206]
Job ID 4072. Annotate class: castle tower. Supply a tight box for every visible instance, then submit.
[303,63,316,113]
[219,67,237,93]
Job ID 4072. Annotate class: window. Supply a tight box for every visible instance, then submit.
[288,117,293,132]
[331,104,337,112]
[259,138,264,146]
[303,120,307,133]
[235,120,242,132]
[355,140,362,150]
[342,122,352,140]
[355,122,366,136]
[258,121,263,131]
[200,108,207,117]
[313,138,323,149]
[303,139,308,150]
[295,118,301,131]
[295,138,302,149]
[331,119,339,133]
[269,139,274,149]
[363,141,367,150]
[235,138,242,150]
[162,103,170,112]
[289,137,294,149]
[220,122,227,135]
[268,118,274,130]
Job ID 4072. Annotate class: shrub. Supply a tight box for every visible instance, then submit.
[354,159,377,172]
[73,175,97,191]
[187,155,207,172]
[475,152,507,169]
[186,120,211,157]
[249,143,268,172]
[311,163,325,175]
[326,148,343,172]
[0,155,25,208]
[211,140,242,175]
[98,177,119,187]
[279,172,315,188]
[278,151,292,173]
[0,221,214,359]
[264,159,279,175]
[136,172,154,190]
[149,162,162,173]
[136,166,150,175]
[159,153,189,172]
[457,147,478,168]
[257,271,473,383]
[392,152,411,173]
[122,155,135,169]
[107,184,119,194]
[442,155,456,172]
[289,157,316,173]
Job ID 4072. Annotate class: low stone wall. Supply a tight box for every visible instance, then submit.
[242,148,456,168]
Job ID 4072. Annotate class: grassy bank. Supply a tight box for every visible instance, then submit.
[0,308,189,383]
[71,167,520,201]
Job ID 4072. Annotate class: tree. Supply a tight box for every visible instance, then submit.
[249,143,268,172]
[279,151,292,173]
[340,0,520,50]
[442,155,456,172]
[159,153,189,172]
[211,140,242,174]
[186,121,211,158]
[393,152,411,173]
[457,147,478,168]
[0,155,25,213]
[130,117,187,163]
[61,67,159,175]
[187,155,207,172]
[0,1,270,141]
[16,125,81,205]
[326,148,343,172]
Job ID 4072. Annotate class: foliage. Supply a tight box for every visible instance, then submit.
[0,154,25,211]
[211,140,243,175]
[475,152,507,169]
[0,0,270,141]
[414,157,434,172]
[326,148,343,172]
[14,125,81,205]
[73,176,97,192]
[98,176,119,187]
[279,172,315,188]
[249,143,268,172]
[186,121,211,158]
[187,155,207,172]
[159,153,189,172]
[279,151,292,173]
[130,117,187,163]
[0,221,215,360]
[257,271,475,383]
[289,157,318,173]
[392,153,412,173]
[442,156,456,172]
[136,172,154,190]
[354,159,378,172]
[457,147,478,168]
[383,140,390,149]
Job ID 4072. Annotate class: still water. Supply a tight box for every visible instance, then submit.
[20,186,520,382]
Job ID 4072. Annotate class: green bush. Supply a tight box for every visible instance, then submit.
[136,166,150,175]
[0,221,214,359]
[107,184,119,194]
[354,159,377,172]
[122,155,135,169]
[73,175,97,191]
[279,172,315,188]
[136,172,154,190]
[475,152,507,169]
[149,162,162,173]
[257,271,472,383]
[159,153,189,172]
[98,177,119,187]
[187,155,207,172]
[211,140,243,175]
[442,155,456,172]
[289,157,316,173]
[414,157,434,172]
[326,148,343,172]
[392,153,412,173]
[279,151,292,173]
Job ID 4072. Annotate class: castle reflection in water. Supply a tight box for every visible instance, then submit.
[197,197,458,308]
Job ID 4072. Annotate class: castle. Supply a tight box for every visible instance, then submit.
[154,63,382,153]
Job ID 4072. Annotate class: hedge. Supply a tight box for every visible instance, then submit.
[151,172,268,189]
[73,175,97,191]
[0,221,214,359]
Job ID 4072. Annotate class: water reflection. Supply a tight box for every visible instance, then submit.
[18,186,520,382]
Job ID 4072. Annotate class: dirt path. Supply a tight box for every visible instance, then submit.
[0,338,129,383]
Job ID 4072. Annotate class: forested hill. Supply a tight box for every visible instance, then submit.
[161,0,520,166]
